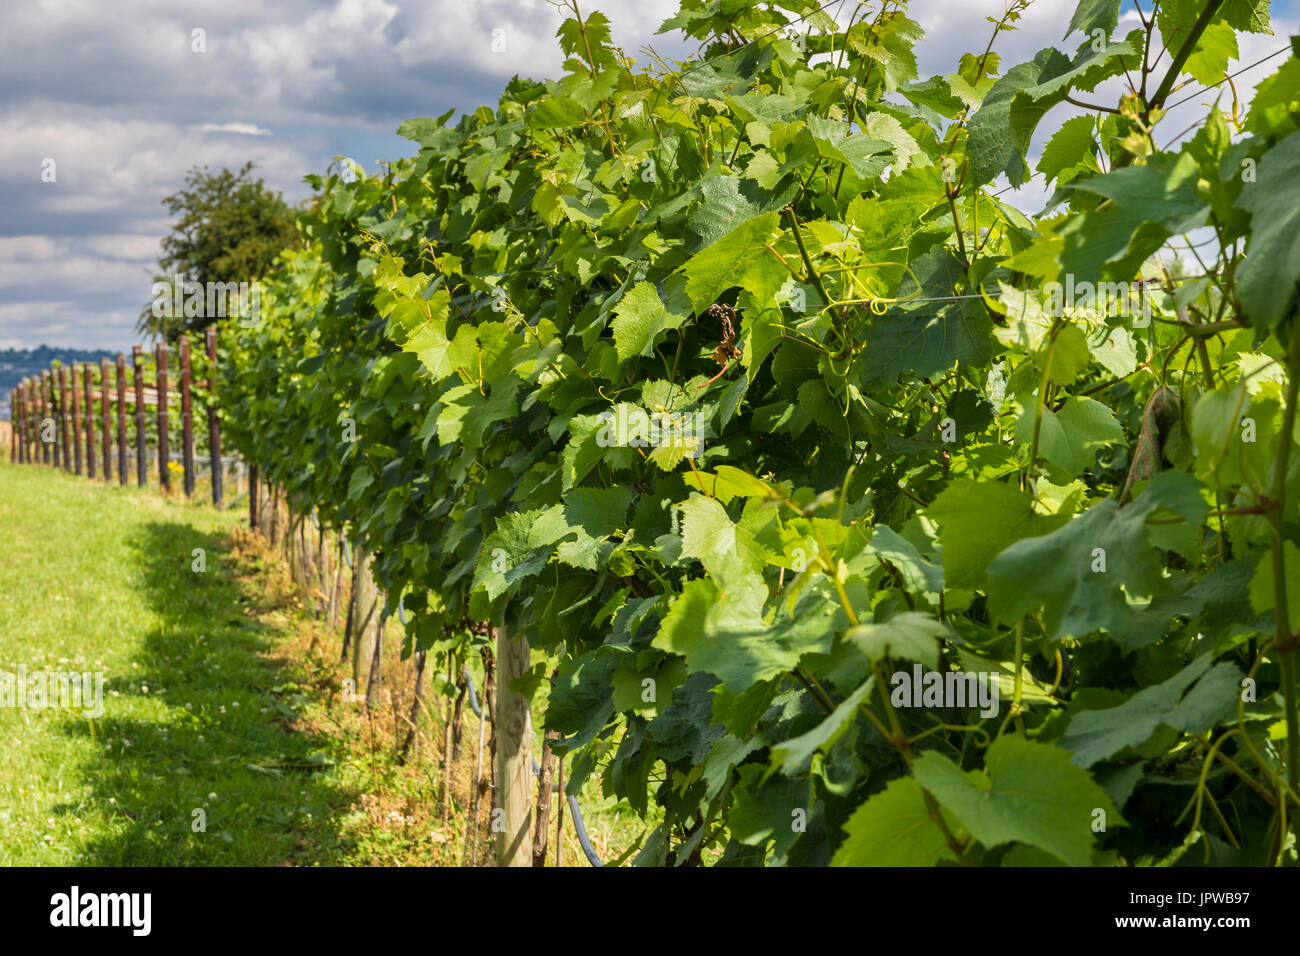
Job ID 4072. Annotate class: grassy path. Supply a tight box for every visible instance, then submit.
[0,464,355,864]
[0,463,646,866]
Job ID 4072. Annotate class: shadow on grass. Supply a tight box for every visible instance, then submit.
[63,519,359,865]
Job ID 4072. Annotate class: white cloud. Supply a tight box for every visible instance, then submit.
[192,123,273,135]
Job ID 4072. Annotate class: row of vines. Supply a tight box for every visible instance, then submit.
[220,0,1300,865]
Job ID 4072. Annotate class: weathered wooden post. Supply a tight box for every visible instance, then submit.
[495,606,533,867]
[115,353,127,484]
[156,342,170,492]
[71,364,83,475]
[19,380,30,464]
[27,378,36,464]
[59,366,71,472]
[82,364,94,479]
[206,328,223,506]
[13,383,21,464]
[13,382,21,463]
[249,464,259,529]
[42,370,53,465]
[133,346,147,486]
[179,336,195,498]
[13,386,22,463]
[350,545,381,703]
[100,358,112,481]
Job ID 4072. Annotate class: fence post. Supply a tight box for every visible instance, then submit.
[350,546,381,702]
[133,346,146,486]
[179,336,195,499]
[249,464,259,529]
[100,358,112,481]
[495,608,533,867]
[156,342,170,492]
[71,363,83,475]
[59,366,71,472]
[19,380,29,464]
[82,365,95,479]
[42,371,52,465]
[206,327,223,507]
[28,378,37,465]
[116,353,127,485]
[12,387,20,465]
[13,386,21,463]
[13,384,20,464]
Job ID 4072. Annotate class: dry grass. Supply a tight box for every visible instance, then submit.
[225,524,645,866]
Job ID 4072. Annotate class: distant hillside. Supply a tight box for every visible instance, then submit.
[0,346,118,420]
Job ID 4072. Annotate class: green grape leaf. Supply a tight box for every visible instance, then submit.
[770,677,874,774]
[845,612,945,668]
[986,496,1165,639]
[913,735,1119,865]
[611,281,688,360]
[832,776,959,866]
[1066,0,1123,38]
[1059,151,1209,280]
[654,579,838,692]
[1235,129,1300,332]
[1038,114,1097,183]
[679,210,785,313]
[1248,541,1300,633]
[1060,654,1242,766]
[926,479,1068,589]
[1016,395,1124,476]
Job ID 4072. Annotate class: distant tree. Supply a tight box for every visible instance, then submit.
[138,162,298,339]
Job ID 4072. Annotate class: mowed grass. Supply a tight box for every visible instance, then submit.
[0,463,355,865]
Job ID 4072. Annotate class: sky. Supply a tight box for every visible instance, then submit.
[0,0,1295,351]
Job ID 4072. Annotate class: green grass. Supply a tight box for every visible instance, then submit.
[0,463,356,865]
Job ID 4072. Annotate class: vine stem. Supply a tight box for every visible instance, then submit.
[1023,321,1061,494]
[1148,0,1228,112]
[1270,320,1300,798]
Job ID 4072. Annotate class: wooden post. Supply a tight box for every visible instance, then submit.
[28,378,37,464]
[45,371,54,466]
[33,377,42,464]
[179,336,195,498]
[133,346,146,486]
[71,364,83,474]
[42,371,52,465]
[25,379,34,464]
[249,464,259,529]
[206,328,223,506]
[495,610,533,867]
[12,386,21,463]
[533,730,560,866]
[116,353,127,484]
[59,366,71,472]
[82,365,95,479]
[156,342,170,492]
[350,546,381,702]
[14,386,22,463]
[100,358,112,481]
[13,384,21,464]
[19,380,29,464]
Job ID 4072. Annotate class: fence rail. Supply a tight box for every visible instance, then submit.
[7,328,229,505]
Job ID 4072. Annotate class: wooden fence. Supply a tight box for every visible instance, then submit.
[6,328,240,505]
